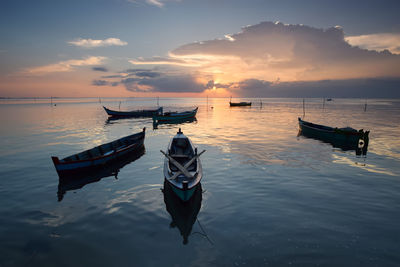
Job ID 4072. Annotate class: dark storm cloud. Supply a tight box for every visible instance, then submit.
[92,66,108,72]
[121,74,205,92]
[92,79,109,86]
[235,78,400,98]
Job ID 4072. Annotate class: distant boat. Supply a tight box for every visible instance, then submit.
[326,98,333,101]
[163,180,202,245]
[103,106,162,118]
[52,128,145,176]
[161,128,205,202]
[57,146,145,201]
[153,107,198,123]
[229,97,251,107]
[298,118,369,152]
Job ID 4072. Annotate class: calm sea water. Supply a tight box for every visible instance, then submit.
[1,97,400,266]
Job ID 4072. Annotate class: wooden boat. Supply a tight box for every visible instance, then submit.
[163,180,202,245]
[52,128,146,176]
[153,117,197,129]
[161,128,205,202]
[153,107,198,123]
[57,147,145,201]
[229,97,251,106]
[298,117,369,151]
[103,106,162,118]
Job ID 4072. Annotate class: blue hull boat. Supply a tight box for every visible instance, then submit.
[52,128,145,176]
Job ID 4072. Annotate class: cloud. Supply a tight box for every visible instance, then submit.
[120,74,205,92]
[92,66,108,72]
[92,79,119,87]
[92,80,109,86]
[25,56,106,75]
[129,56,204,67]
[127,0,180,8]
[131,21,400,88]
[146,0,163,7]
[232,78,400,98]
[68,38,128,48]
[345,33,400,55]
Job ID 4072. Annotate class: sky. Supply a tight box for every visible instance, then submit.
[1,0,400,98]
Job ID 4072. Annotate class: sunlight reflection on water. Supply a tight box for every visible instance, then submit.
[0,98,400,266]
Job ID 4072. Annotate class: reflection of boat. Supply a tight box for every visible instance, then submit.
[163,180,202,245]
[162,129,204,202]
[229,97,251,107]
[103,106,162,118]
[57,147,145,201]
[298,118,369,154]
[52,128,146,176]
[153,107,198,123]
[153,117,197,129]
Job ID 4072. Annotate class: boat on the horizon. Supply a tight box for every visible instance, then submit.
[161,128,204,202]
[153,107,198,123]
[103,106,162,118]
[298,117,369,154]
[163,180,202,245]
[57,146,145,201]
[229,97,251,107]
[52,128,146,177]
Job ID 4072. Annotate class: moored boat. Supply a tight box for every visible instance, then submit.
[298,117,369,151]
[161,128,205,202]
[57,146,145,201]
[153,107,198,123]
[52,128,146,176]
[103,106,162,118]
[229,97,251,107]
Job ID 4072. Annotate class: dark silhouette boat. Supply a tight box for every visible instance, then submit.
[229,97,251,107]
[52,128,145,176]
[163,180,202,245]
[153,117,197,129]
[57,146,145,201]
[103,106,162,118]
[153,107,198,123]
[298,117,369,154]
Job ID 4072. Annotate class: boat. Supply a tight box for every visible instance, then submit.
[153,107,198,123]
[103,106,162,118]
[153,117,197,130]
[298,117,369,153]
[161,128,205,202]
[57,146,145,201]
[52,128,146,177]
[163,180,202,245]
[229,97,251,107]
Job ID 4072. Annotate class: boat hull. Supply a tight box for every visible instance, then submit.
[298,118,369,151]
[229,102,251,107]
[166,179,199,202]
[103,106,162,118]
[52,129,145,177]
[163,129,203,202]
[153,107,198,122]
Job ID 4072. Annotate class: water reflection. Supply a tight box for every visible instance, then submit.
[163,180,202,245]
[153,117,197,130]
[57,147,145,201]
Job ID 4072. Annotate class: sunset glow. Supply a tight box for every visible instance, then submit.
[1,1,400,98]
